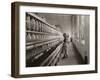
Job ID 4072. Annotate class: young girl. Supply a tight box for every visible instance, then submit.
[62,33,69,58]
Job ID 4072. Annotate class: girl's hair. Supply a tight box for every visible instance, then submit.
[63,33,69,38]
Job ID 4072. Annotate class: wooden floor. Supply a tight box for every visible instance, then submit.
[57,42,83,65]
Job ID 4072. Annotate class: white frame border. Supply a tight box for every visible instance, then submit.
[19,5,96,75]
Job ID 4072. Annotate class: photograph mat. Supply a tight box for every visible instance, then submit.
[19,6,95,74]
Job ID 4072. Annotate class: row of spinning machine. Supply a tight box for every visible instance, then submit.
[26,13,63,67]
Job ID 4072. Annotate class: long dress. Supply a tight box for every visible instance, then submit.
[62,37,68,58]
